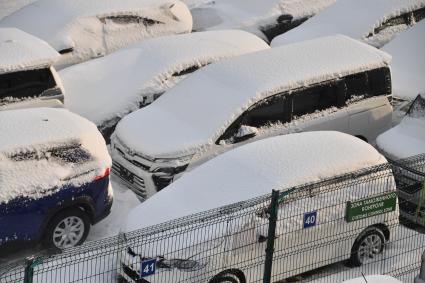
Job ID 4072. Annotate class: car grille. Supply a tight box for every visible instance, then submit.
[115,147,151,171]
[112,162,147,199]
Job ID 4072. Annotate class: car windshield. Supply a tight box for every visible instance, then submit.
[407,94,425,119]
[0,68,56,104]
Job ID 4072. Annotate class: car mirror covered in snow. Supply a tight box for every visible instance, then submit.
[234,125,258,142]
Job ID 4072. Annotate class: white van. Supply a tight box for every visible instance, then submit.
[118,132,399,283]
[0,28,64,110]
[111,35,394,199]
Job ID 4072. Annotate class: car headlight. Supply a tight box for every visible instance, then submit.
[154,154,194,165]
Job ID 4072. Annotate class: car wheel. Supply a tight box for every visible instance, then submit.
[350,228,385,267]
[209,270,245,283]
[43,207,90,250]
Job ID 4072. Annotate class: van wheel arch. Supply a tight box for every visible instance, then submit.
[349,225,387,266]
[208,269,246,283]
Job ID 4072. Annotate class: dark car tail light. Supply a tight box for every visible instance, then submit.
[95,168,110,181]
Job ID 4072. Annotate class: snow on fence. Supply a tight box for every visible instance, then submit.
[1,154,425,283]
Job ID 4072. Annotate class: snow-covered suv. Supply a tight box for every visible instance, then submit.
[111,35,394,199]
[0,28,64,111]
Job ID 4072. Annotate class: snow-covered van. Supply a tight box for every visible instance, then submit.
[271,0,425,48]
[0,108,112,251]
[0,0,193,69]
[0,28,64,111]
[111,35,393,199]
[118,132,399,283]
[60,30,269,140]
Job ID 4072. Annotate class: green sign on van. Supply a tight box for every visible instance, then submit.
[346,192,397,222]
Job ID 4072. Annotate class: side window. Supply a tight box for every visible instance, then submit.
[241,94,291,128]
[414,7,425,22]
[100,15,163,27]
[370,12,413,37]
[367,67,392,97]
[345,72,369,98]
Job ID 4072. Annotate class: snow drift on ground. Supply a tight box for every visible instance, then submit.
[0,0,35,20]
[123,132,387,231]
[0,0,193,68]
[0,108,111,203]
[60,30,269,127]
[271,0,425,48]
[377,94,425,159]
[0,27,59,74]
[184,0,336,40]
[382,20,425,101]
[113,35,390,158]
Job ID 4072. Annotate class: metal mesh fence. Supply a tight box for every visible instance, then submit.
[1,154,424,283]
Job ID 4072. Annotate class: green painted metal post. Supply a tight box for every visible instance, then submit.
[263,190,280,283]
[24,256,42,283]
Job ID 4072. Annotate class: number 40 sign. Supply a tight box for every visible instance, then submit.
[140,258,156,278]
[303,211,317,229]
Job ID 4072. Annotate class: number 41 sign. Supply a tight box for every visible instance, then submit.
[140,258,156,278]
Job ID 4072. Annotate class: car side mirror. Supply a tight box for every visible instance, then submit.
[233,125,258,143]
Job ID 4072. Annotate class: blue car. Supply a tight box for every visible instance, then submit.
[0,108,113,251]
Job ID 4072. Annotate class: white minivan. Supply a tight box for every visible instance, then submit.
[118,132,399,283]
[111,35,394,199]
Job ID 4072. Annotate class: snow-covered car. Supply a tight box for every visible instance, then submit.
[186,0,336,42]
[271,0,425,48]
[111,35,393,199]
[0,0,193,69]
[0,108,112,251]
[382,20,425,102]
[0,28,64,111]
[118,132,399,283]
[0,0,36,20]
[377,94,425,225]
[342,275,402,283]
[61,30,269,140]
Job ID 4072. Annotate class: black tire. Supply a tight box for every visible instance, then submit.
[349,228,385,267]
[209,270,245,283]
[42,207,90,250]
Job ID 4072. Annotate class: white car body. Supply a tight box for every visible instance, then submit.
[271,0,425,48]
[342,275,402,283]
[111,35,394,199]
[0,0,193,69]
[59,30,269,139]
[118,132,399,282]
[0,28,64,111]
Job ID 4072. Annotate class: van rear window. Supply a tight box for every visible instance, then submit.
[0,68,56,102]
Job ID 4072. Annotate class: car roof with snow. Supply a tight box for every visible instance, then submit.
[382,20,425,101]
[377,94,425,159]
[271,0,425,48]
[0,108,111,203]
[0,27,59,74]
[0,0,192,51]
[60,30,270,125]
[123,131,388,231]
[113,35,391,158]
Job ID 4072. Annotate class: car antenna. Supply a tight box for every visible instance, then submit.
[361,272,368,283]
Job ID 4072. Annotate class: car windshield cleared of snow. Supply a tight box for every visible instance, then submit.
[408,94,425,119]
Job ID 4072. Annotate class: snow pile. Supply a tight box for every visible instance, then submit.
[0,0,36,20]
[186,0,336,40]
[0,28,59,74]
[123,131,387,231]
[382,20,425,101]
[271,0,425,48]
[0,108,111,203]
[113,35,390,158]
[0,0,193,68]
[60,30,269,127]
[377,94,425,159]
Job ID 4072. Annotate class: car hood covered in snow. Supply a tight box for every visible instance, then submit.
[0,27,59,74]
[60,30,269,126]
[377,94,425,159]
[382,20,425,101]
[123,132,387,231]
[185,0,336,40]
[113,35,391,158]
[0,108,111,203]
[271,0,425,48]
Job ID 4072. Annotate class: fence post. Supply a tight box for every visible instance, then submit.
[24,256,42,283]
[415,250,425,283]
[263,190,280,283]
